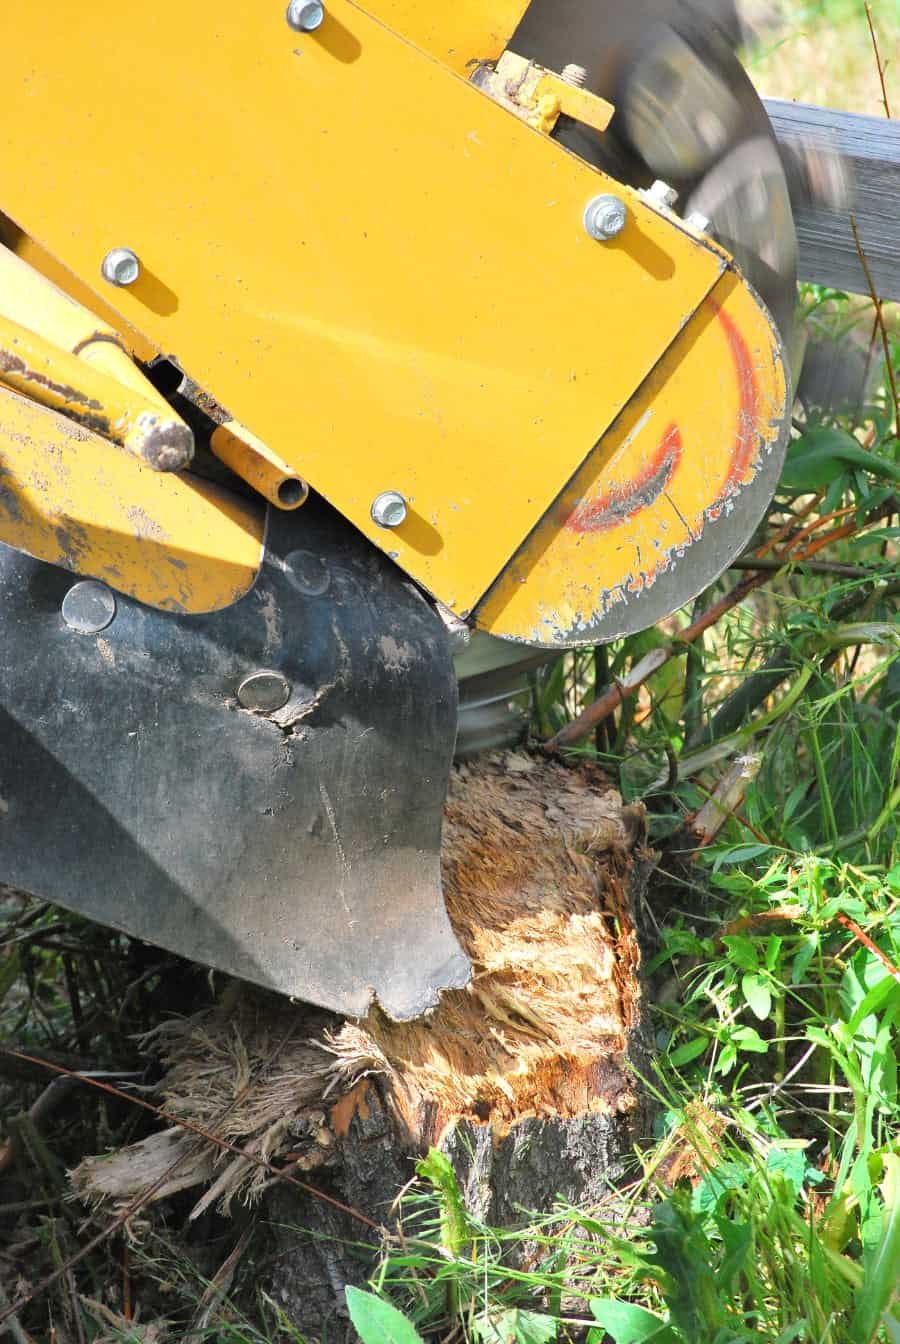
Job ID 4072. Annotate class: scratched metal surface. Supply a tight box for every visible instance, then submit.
[0,499,468,1019]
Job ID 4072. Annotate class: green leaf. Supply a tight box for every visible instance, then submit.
[669,1036,709,1068]
[766,1146,812,1196]
[772,1324,810,1344]
[692,1162,748,1214]
[848,1154,900,1344]
[792,935,818,986]
[721,936,759,973]
[882,1312,900,1343]
[589,1299,681,1343]
[712,844,773,869]
[781,427,900,493]
[416,1148,470,1257]
[732,1025,769,1053]
[474,1309,559,1344]
[742,973,773,1021]
[345,1288,425,1344]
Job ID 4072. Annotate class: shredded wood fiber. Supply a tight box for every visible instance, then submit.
[71,752,647,1216]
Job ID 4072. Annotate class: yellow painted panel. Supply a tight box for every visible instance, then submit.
[0,0,723,614]
[475,270,790,643]
[3,227,160,366]
[0,389,264,613]
[364,0,529,72]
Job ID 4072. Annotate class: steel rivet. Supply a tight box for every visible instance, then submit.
[61,580,117,634]
[583,194,627,241]
[237,670,292,713]
[371,491,408,529]
[100,248,141,287]
[285,549,331,596]
[286,0,324,31]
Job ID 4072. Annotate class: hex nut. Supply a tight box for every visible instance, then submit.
[646,179,679,209]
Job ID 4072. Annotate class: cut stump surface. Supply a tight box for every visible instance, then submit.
[72,751,656,1331]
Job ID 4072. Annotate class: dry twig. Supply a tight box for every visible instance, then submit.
[849,214,899,438]
[865,2,892,119]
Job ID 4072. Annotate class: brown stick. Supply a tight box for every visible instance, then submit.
[836,912,900,983]
[729,556,873,578]
[545,570,771,751]
[849,214,900,438]
[865,2,893,119]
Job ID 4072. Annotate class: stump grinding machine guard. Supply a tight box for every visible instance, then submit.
[0,0,797,1018]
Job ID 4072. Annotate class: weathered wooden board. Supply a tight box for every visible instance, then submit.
[765,98,900,301]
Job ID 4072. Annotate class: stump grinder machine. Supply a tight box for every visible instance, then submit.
[0,0,799,1019]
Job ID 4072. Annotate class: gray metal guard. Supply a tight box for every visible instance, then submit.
[0,499,470,1020]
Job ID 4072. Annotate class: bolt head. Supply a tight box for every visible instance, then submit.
[61,580,117,634]
[101,248,141,287]
[583,194,627,242]
[371,491,408,529]
[286,0,324,31]
[685,210,711,234]
[647,179,679,209]
[237,670,292,714]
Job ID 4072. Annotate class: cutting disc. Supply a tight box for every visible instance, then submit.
[478,0,797,646]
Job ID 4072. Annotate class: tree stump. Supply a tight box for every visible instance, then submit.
[72,752,655,1335]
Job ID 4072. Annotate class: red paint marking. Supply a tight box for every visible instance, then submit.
[567,423,683,534]
[714,301,760,498]
[565,300,760,535]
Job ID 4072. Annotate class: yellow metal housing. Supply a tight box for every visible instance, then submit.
[364,0,530,73]
[0,0,726,622]
[475,269,789,642]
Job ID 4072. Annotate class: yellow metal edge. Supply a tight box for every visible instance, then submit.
[0,388,265,613]
[473,267,790,645]
[359,0,531,73]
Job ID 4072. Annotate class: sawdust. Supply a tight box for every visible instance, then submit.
[70,751,649,1216]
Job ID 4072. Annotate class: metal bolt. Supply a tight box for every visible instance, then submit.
[61,580,116,634]
[560,63,588,87]
[100,248,141,287]
[685,210,711,233]
[286,0,324,31]
[237,670,292,713]
[646,179,679,209]
[583,194,627,241]
[370,491,408,529]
